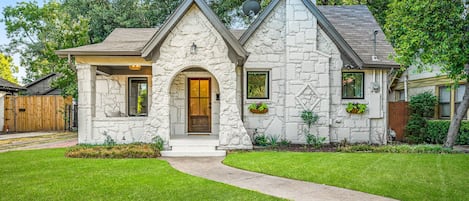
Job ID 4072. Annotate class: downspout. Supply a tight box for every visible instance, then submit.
[240,65,244,121]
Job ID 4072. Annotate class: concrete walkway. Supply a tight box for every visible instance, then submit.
[163,157,398,201]
[0,132,77,152]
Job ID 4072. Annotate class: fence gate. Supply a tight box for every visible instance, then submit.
[3,96,74,132]
[388,102,409,141]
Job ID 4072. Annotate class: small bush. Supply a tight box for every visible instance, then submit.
[337,144,456,154]
[253,134,268,146]
[66,143,160,158]
[405,92,437,143]
[267,135,280,147]
[305,134,326,148]
[152,136,165,151]
[426,120,469,145]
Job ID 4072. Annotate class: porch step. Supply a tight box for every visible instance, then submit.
[161,150,226,157]
[161,136,225,157]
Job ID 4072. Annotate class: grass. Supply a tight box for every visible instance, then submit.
[224,151,469,201]
[0,149,282,201]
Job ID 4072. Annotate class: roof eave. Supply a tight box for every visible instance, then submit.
[56,50,141,58]
[361,63,401,69]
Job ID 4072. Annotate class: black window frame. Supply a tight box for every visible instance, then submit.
[128,77,148,117]
[342,72,365,99]
[246,71,270,99]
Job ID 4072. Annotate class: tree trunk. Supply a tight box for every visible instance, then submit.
[444,64,469,148]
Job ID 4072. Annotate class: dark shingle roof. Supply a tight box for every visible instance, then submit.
[0,78,24,92]
[317,5,398,67]
[56,28,158,56]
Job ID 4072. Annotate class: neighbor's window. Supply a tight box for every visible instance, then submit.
[439,86,451,118]
[128,78,148,116]
[247,71,269,99]
[342,72,364,99]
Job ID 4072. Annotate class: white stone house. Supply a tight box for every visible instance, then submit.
[57,0,398,156]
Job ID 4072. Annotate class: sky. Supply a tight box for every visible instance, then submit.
[0,0,44,84]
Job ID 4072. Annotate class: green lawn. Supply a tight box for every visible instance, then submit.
[224,151,469,201]
[0,149,281,201]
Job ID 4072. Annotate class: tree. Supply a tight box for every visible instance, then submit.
[385,0,469,148]
[0,53,18,84]
[2,1,90,97]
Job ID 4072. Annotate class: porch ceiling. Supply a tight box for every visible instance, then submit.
[97,66,151,75]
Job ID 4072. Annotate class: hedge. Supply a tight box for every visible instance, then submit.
[426,120,469,145]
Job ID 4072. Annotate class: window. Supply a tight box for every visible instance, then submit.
[342,72,364,99]
[396,90,405,101]
[455,85,465,111]
[247,71,269,99]
[128,78,148,116]
[439,86,451,118]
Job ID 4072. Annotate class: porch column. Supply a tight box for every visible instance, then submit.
[76,64,96,144]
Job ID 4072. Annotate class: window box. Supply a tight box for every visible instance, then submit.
[248,102,269,114]
[346,102,367,114]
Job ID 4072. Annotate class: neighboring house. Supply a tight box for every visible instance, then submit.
[24,73,62,95]
[0,78,25,132]
[56,0,398,156]
[390,64,468,120]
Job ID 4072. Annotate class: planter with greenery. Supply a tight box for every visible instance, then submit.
[345,102,367,114]
[248,102,269,114]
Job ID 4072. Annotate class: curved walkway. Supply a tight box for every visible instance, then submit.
[163,157,398,201]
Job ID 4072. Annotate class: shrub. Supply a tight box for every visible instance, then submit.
[305,134,326,148]
[426,120,469,145]
[66,143,160,158]
[253,134,268,146]
[337,144,456,154]
[152,136,165,151]
[267,135,280,147]
[405,92,437,143]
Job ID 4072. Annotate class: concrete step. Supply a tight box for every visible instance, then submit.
[171,144,216,152]
[169,139,219,146]
[161,150,226,157]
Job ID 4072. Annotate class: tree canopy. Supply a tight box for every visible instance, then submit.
[385,0,469,148]
[0,53,18,84]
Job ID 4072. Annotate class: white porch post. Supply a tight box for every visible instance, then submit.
[76,64,96,144]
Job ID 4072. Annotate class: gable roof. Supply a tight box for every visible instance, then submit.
[317,5,398,68]
[141,0,248,64]
[240,0,398,69]
[0,78,24,92]
[24,73,58,88]
[56,28,157,56]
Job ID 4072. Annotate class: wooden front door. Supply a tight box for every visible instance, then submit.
[188,78,211,133]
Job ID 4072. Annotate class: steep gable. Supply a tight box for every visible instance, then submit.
[141,0,248,65]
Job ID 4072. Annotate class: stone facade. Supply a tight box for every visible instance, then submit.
[74,0,390,146]
[243,0,388,144]
[144,5,252,149]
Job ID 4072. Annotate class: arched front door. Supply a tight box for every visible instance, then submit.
[188,78,211,133]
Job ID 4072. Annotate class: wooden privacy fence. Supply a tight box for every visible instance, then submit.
[4,96,74,132]
[388,102,409,141]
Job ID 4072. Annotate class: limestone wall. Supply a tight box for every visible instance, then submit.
[243,0,389,144]
[144,5,252,149]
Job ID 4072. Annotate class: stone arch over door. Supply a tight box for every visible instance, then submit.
[169,67,221,137]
